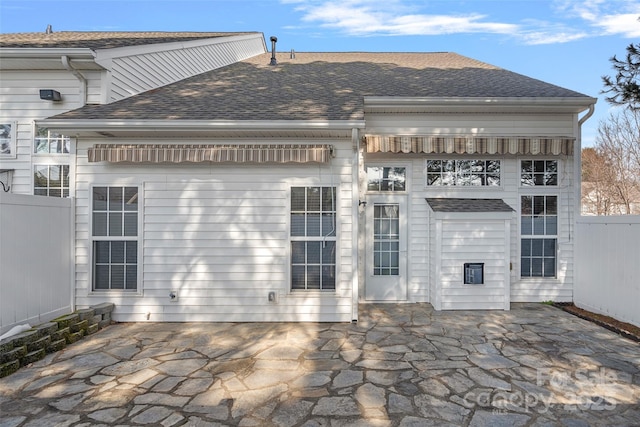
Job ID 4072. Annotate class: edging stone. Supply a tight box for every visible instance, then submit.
[0,302,115,378]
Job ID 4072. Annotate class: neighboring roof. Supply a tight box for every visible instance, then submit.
[0,31,261,49]
[50,51,594,122]
[426,198,515,213]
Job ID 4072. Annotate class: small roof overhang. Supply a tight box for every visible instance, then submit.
[426,198,515,220]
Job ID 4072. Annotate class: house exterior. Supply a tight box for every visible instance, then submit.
[0,30,267,194]
[2,32,596,322]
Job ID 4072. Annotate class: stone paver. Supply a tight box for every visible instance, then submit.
[1,303,639,426]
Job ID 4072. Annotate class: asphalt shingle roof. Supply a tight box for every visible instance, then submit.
[0,31,259,49]
[51,51,593,122]
[426,198,515,213]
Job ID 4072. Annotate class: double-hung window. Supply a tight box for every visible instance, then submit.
[290,187,336,291]
[521,160,558,186]
[92,186,139,291]
[520,195,557,277]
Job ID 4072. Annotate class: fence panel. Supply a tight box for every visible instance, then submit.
[0,194,73,335]
[575,216,640,327]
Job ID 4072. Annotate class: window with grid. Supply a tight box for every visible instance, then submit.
[426,160,501,186]
[34,165,69,197]
[1,123,16,157]
[34,126,71,154]
[92,186,139,291]
[521,195,557,278]
[521,160,558,186]
[290,187,336,291]
[367,167,406,192]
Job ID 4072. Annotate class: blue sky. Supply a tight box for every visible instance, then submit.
[2,0,639,146]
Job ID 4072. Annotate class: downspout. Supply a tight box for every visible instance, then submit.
[575,103,596,219]
[62,55,87,106]
[578,103,595,126]
[351,127,360,322]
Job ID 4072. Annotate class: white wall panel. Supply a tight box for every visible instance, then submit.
[73,137,354,322]
[0,194,73,334]
[575,217,640,327]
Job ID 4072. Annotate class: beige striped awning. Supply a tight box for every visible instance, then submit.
[365,135,574,155]
[88,144,334,163]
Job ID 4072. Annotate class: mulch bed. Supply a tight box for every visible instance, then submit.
[553,302,640,343]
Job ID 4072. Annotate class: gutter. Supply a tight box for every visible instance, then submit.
[578,103,596,126]
[62,55,87,106]
[38,119,367,132]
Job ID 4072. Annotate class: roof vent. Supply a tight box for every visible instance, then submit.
[45,24,53,34]
[269,36,278,66]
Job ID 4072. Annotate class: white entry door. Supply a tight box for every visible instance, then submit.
[365,195,408,301]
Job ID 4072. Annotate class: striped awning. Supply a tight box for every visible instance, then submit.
[88,144,334,163]
[365,135,574,155]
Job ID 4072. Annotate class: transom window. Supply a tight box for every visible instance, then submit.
[35,126,70,154]
[34,165,70,197]
[426,160,501,186]
[521,160,558,186]
[521,195,557,278]
[92,186,139,291]
[367,167,406,192]
[290,187,336,291]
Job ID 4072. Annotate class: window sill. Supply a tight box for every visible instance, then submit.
[88,290,144,297]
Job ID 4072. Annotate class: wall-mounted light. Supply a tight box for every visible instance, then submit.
[39,89,62,101]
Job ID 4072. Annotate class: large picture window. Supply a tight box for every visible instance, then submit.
[290,186,336,291]
[34,165,69,197]
[426,160,501,186]
[521,195,557,278]
[92,186,139,291]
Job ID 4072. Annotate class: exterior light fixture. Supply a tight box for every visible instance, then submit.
[39,89,62,101]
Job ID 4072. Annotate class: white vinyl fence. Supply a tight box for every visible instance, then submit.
[575,216,640,328]
[0,193,74,335]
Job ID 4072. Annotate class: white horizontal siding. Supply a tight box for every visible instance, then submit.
[74,138,354,322]
[107,36,265,101]
[439,219,508,310]
[0,70,85,194]
[366,113,575,137]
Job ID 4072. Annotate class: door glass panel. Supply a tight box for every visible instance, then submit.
[373,203,400,276]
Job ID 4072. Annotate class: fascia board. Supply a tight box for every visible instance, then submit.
[94,33,265,62]
[38,119,366,133]
[433,211,514,221]
[364,96,598,114]
[0,48,96,59]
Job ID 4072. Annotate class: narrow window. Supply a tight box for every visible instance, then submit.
[92,186,139,291]
[34,165,70,197]
[521,195,557,278]
[291,186,336,291]
[0,123,16,158]
[521,160,558,186]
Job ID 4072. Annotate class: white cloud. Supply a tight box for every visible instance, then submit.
[292,1,518,37]
[283,0,640,44]
[596,13,640,37]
